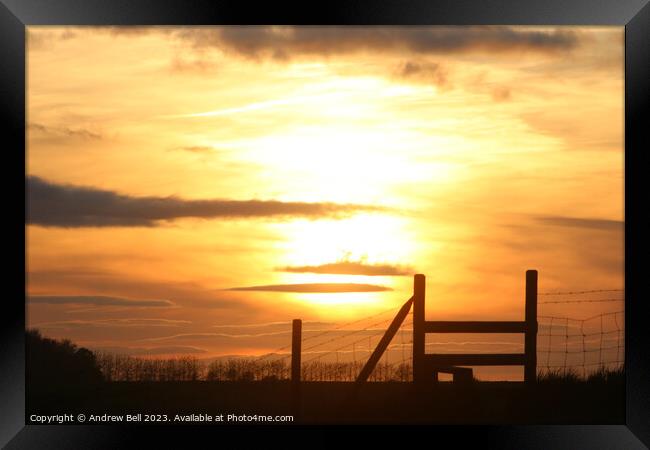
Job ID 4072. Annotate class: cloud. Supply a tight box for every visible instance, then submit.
[26,269,252,312]
[225,283,392,293]
[27,28,79,50]
[145,332,291,341]
[91,345,207,355]
[175,145,215,153]
[26,176,382,228]
[212,320,332,330]
[151,321,339,341]
[176,26,579,60]
[490,215,623,282]
[491,86,512,102]
[169,56,219,73]
[534,216,624,275]
[278,261,413,276]
[28,295,174,307]
[145,327,396,343]
[536,216,624,231]
[32,318,190,329]
[45,26,580,58]
[396,61,449,88]
[28,123,102,141]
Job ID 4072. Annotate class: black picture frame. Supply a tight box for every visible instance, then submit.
[1,0,648,447]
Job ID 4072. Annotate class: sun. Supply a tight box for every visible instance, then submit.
[261,213,417,311]
[276,213,416,270]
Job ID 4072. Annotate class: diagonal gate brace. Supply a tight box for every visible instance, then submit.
[355,296,413,384]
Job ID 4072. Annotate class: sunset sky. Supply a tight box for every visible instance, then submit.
[26,26,624,368]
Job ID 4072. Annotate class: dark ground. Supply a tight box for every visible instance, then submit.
[27,380,625,425]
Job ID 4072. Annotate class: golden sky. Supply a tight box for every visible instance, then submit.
[26,26,624,366]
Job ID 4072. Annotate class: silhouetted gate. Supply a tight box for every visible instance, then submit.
[351,271,538,384]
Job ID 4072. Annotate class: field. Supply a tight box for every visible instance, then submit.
[27,377,624,425]
[26,330,625,425]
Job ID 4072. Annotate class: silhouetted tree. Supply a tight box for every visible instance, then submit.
[26,329,103,391]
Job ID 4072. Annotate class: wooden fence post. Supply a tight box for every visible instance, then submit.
[524,270,538,384]
[291,319,302,417]
[413,274,426,383]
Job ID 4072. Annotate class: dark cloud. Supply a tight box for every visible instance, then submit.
[28,122,102,141]
[396,61,449,88]
[26,176,382,228]
[27,28,80,50]
[46,26,580,58]
[177,26,579,60]
[108,26,171,36]
[400,61,424,77]
[536,216,624,231]
[28,295,174,307]
[278,261,412,276]
[226,283,392,293]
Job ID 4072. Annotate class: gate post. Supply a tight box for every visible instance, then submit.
[291,319,302,417]
[413,274,426,383]
[524,270,538,384]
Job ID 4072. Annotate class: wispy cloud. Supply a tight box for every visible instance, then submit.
[32,318,190,329]
[175,145,215,153]
[27,176,383,227]
[536,216,624,231]
[212,320,332,329]
[395,61,449,89]
[225,283,392,293]
[28,122,102,140]
[26,269,250,312]
[166,93,336,118]
[28,295,174,308]
[278,261,413,276]
[90,345,207,355]
[144,331,292,341]
[144,327,396,343]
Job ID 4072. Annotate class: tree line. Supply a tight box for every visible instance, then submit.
[27,329,623,384]
[27,329,413,382]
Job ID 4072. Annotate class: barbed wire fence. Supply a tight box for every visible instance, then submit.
[244,288,625,382]
[100,287,625,382]
[299,309,414,382]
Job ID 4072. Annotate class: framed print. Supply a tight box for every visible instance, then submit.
[1,0,649,448]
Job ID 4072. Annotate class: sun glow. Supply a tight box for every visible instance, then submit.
[275,213,417,269]
[26,26,624,360]
[233,125,458,205]
[258,213,417,308]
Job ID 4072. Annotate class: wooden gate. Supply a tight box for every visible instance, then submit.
[412,271,538,384]
[350,270,538,384]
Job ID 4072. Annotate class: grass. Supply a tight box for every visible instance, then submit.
[95,352,626,384]
[586,366,625,384]
[537,366,624,384]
